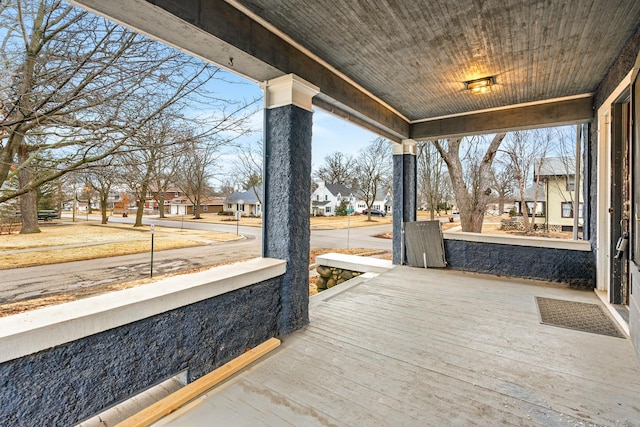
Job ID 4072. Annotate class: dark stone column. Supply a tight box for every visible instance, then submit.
[262,75,318,335]
[392,140,417,264]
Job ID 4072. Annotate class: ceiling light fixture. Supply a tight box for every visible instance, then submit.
[464,76,496,94]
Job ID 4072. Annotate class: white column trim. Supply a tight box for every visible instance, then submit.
[261,74,320,112]
[392,139,416,155]
[595,69,632,293]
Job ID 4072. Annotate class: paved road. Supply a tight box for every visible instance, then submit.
[1,216,391,303]
[1,238,261,304]
[91,214,391,249]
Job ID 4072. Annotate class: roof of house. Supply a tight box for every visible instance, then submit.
[515,184,546,202]
[324,183,354,197]
[353,186,392,201]
[534,157,575,178]
[225,187,263,204]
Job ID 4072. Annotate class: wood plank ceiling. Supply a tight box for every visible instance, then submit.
[235,0,640,121]
[68,0,640,139]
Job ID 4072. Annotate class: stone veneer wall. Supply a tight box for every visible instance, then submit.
[0,278,281,427]
[443,239,595,288]
[263,104,312,335]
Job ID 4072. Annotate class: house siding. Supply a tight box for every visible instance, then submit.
[545,176,581,228]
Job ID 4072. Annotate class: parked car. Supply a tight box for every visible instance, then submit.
[363,208,386,217]
[37,210,60,221]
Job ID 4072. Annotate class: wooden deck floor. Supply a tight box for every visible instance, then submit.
[153,267,640,426]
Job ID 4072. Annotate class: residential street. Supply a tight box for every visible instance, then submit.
[0,217,391,303]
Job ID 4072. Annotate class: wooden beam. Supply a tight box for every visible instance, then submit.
[115,337,281,427]
[313,97,404,142]
[410,96,594,140]
[68,0,410,140]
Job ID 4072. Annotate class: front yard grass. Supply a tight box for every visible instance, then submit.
[0,222,240,269]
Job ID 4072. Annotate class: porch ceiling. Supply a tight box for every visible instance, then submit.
[68,0,640,140]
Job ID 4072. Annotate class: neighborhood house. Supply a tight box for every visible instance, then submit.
[224,186,263,217]
[310,181,354,216]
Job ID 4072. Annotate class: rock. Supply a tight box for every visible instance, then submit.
[340,271,353,280]
[315,277,326,290]
[327,278,336,288]
[316,265,332,278]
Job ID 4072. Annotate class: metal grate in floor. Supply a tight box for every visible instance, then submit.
[535,297,625,338]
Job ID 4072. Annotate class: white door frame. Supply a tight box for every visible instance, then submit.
[596,71,632,292]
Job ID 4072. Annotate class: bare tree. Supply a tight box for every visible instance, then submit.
[417,141,451,219]
[217,180,236,199]
[232,140,263,205]
[354,138,392,221]
[433,133,506,232]
[149,145,181,219]
[545,126,580,207]
[120,112,193,227]
[499,130,550,233]
[85,159,122,224]
[490,162,515,215]
[0,0,227,232]
[313,152,357,186]
[176,138,224,219]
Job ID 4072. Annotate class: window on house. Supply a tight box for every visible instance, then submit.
[238,204,244,211]
[203,205,208,211]
[174,192,179,197]
[561,202,584,218]
[316,195,319,201]
[566,175,575,191]
[228,204,233,209]
[325,206,331,213]
[325,195,328,201]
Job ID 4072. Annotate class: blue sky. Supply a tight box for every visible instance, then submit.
[212,70,379,171]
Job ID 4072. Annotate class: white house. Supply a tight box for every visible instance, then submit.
[168,197,224,216]
[224,187,263,217]
[534,157,583,231]
[353,186,393,214]
[311,181,355,216]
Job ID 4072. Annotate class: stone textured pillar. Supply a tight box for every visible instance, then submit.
[261,74,319,335]
[392,140,417,264]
